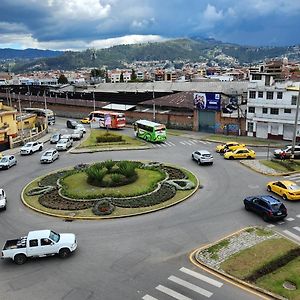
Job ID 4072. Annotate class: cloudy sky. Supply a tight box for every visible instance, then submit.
[0,0,299,51]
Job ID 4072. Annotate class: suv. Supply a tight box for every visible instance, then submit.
[66,119,78,129]
[0,189,6,210]
[0,155,17,170]
[192,150,213,165]
[243,195,287,222]
[273,145,300,159]
[56,136,73,151]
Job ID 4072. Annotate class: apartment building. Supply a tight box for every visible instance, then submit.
[246,73,300,140]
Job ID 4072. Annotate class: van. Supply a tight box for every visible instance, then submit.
[66,120,78,129]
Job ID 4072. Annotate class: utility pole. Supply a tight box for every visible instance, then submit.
[152,81,156,121]
[18,92,24,145]
[93,91,96,111]
[44,91,48,132]
[291,85,300,158]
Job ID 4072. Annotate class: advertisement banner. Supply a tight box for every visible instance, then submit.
[193,92,221,111]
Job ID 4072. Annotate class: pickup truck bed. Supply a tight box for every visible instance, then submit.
[4,237,27,250]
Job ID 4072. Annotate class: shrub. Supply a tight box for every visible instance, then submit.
[102,159,115,171]
[111,173,123,183]
[92,199,115,215]
[96,133,123,143]
[86,164,107,185]
[116,160,137,177]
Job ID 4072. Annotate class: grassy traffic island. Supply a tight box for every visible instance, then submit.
[22,160,198,219]
[196,227,300,299]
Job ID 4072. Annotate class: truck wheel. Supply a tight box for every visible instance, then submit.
[39,146,42,151]
[14,254,27,265]
[59,248,71,258]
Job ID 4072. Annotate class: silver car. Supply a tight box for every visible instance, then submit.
[40,149,59,163]
[192,150,213,165]
[0,188,6,210]
[0,155,17,169]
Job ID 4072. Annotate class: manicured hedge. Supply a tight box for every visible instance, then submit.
[96,133,123,143]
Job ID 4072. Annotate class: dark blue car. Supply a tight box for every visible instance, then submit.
[243,195,287,222]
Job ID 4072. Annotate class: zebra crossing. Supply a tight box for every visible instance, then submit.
[283,173,300,183]
[152,140,211,148]
[142,266,223,299]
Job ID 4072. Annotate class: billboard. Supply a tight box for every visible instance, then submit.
[193,92,221,111]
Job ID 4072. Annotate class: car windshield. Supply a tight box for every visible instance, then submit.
[25,143,33,147]
[288,184,300,190]
[59,139,68,143]
[271,203,281,210]
[44,152,52,156]
[49,231,60,242]
[52,134,59,138]
[0,157,8,162]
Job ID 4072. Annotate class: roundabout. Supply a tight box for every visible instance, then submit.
[22,160,198,219]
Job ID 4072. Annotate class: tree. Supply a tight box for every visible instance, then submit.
[58,74,68,84]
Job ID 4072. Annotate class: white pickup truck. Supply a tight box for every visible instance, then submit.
[1,230,77,264]
[20,141,43,155]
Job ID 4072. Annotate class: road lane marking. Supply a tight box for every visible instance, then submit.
[168,276,213,298]
[286,217,295,221]
[184,141,193,145]
[199,140,207,144]
[283,230,300,242]
[179,267,223,287]
[297,214,300,218]
[277,221,285,225]
[267,224,275,228]
[156,285,192,300]
[142,295,158,300]
[293,226,300,232]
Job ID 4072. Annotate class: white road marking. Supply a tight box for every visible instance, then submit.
[277,221,285,225]
[267,224,275,228]
[168,275,213,298]
[286,217,295,221]
[142,295,158,300]
[206,141,211,144]
[188,140,196,144]
[179,267,223,287]
[283,230,300,242]
[199,140,207,144]
[180,141,186,145]
[284,174,300,180]
[156,144,162,147]
[296,214,300,218]
[168,141,176,146]
[184,141,193,145]
[293,226,300,232]
[156,285,192,300]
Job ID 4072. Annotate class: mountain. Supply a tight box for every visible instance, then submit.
[2,38,300,72]
[0,48,63,60]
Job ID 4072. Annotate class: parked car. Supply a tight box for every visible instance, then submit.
[243,195,287,222]
[267,180,300,201]
[1,229,77,265]
[56,138,72,151]
[50,133,61,144]
[75,123,86,133]
[273,145,300,159]
[0,189,6,210]
[192,150,213,165]
[224,148,256,160]
[0,155,17,169]
[80,117,90,124]
[20,141,43,155]
[215,142,246,153]
[66,119,78,129]
[40,149,59,163]
[71,129,83,140]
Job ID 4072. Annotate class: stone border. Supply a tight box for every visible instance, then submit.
[190,227,289,300]
[21,163,199,220]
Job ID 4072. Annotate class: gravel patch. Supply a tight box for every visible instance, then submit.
[197,228,281,269]
[240,160,280,175]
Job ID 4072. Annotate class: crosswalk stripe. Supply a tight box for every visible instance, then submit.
[283,230,300,242]
[161,143,167,147]
[284,174,300,180]
[168,276,213,298]
[184,141,193,145]
[199,140,207,144]
[179,267,223,287]
[267,224,275,228]
[156,284,192,300]
[180,141,186,145]
[192,140,199,143]
[297,214,300,218]
[156,144,162,147]
[206,141,211,144]
[277,221,285,225]
[142,295,158,300]
[169,141,176,146]
[293,226,300,232]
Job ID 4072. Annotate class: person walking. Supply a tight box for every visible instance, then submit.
[280,151,286,161]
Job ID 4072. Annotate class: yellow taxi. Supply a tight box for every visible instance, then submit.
[80,117,90,124]
[224,147,256,160]
[267,180,300,201]
[215,141,246,153]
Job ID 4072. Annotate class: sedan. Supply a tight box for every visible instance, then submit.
[215,141,245,153]
[0,155,17,169]
[50,133,61,144]
[243,195,287,222]
[267,180,300,201]
[0,188,6,210]
[224,148,256,160]
[80,117,90,124]
[40,149,59,163]
[75,124,86,133]
[192,150,213,165]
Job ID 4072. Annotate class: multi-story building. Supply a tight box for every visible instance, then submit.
[246,72,300,140]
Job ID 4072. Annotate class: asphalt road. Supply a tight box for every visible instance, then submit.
[0,118,299,300]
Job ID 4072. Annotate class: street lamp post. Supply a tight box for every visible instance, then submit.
[18,92,24,145]
[44,91,48,131]
[93,91,96,111]
[291,85,300,158]
[152,81,156,121]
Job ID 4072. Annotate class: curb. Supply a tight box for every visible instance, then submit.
[189,227,287,300]
[69,145,152,154]
[202,138,283,148]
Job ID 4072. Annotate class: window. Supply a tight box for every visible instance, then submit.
[41,238,52,246]
[262,108,268,114]
[252,74,262,80]
[270,108,279,115]
[29,239,38,247]
[258,91,263,98]
[248,107,255,113]
[284,108,291,114]
[249,91,256,99]
[247,122,254,132]
[266,91,274,100]
[292,95,297,105]
[277,92,283,99]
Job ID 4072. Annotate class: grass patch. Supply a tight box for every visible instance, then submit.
[256,257,300,300]
[261,159,300,172]
[220,238,298,280]
[79,129,146,148]
[207,239,230,260]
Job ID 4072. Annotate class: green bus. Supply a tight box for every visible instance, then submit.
[133,119,167,142]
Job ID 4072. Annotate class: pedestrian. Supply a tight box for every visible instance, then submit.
[280,151,286,161]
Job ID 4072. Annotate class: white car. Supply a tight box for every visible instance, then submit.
[56,138,72,151]
[20,141,43,155]
[0,189,6,210]
[0,155,17,169]
[192,150,214,165]
[71,129,83,140]
[75,124,86,133]
[40,149,59,163]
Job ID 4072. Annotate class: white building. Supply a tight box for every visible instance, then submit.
[246,73,300,140]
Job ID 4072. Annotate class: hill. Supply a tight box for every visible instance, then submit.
[2,38,300,72]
